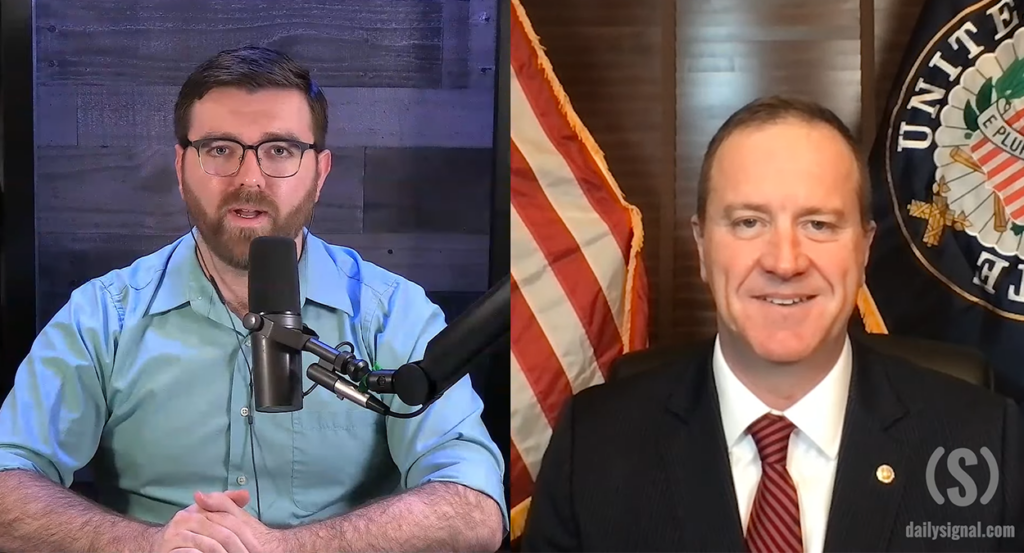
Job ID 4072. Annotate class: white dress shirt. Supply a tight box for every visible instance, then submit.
[712,335,853,553]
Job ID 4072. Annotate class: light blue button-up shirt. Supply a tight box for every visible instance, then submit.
[0,230,507,530]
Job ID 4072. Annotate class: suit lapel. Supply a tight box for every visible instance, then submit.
[655,346,746,552]
[824,341,910,552]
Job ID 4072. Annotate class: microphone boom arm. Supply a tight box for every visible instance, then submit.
[242,312,390,416]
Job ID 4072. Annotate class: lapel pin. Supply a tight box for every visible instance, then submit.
[876,464,895,484]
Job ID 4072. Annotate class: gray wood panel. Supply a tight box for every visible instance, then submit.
[75,86,177,147]
[323,88,495,147]
[36,86,78,146]
[363,147,493,234]
[469,0,500,89]
[36,145,188,236]
[37,231,489,325]
[67,86,493,148]
[442,0,498,89]
[322,232,490,292]
[34,145,365,235]
[314,151,368,234]
[443,0,472,89]
[36,0,445,88]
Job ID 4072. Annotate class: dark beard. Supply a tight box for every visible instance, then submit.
[182,180,317,270]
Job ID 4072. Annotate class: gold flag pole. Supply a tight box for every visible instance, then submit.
[857,285,888,334]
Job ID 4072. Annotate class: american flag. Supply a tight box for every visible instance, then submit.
[509,0,649,541]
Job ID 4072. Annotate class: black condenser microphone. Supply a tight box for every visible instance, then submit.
[365,275,510,406]
[248,236,304,413]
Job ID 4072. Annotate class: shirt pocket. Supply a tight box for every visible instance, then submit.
[290,389,398,514]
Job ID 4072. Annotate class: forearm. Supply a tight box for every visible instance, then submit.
[282,481,504,553]
[0,469,158,553]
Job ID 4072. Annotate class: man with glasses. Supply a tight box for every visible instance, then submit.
[0,46,506,553]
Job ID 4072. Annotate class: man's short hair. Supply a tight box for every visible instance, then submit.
[695,95,872,227]
[174,45,328,150]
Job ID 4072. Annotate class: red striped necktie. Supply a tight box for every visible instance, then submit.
[745,413,804,553]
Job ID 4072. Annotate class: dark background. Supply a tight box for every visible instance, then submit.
[0,0,510,539]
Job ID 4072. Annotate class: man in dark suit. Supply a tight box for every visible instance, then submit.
[520,96,1024,552]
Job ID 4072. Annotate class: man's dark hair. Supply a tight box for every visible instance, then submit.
[695,95,872,227]
[174,45,328,150]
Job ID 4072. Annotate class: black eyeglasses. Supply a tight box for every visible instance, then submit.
[186,138,317,178]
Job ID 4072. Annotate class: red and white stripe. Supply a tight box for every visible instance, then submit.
[970,108,1024,222]
[509,0,649,540]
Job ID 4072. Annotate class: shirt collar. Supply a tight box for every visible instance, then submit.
[148,229,354,317]
[299,232,354,315]
[148,231,203,316]
[713,334,852,460]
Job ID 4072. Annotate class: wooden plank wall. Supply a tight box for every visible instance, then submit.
[520,0,928,346]
[33,0,498,327]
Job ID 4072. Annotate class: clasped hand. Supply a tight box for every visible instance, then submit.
[150,489,286,553]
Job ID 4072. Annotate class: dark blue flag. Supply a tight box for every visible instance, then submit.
[867,0,1024,402]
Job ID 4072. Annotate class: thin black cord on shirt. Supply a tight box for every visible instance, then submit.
[188,222,263,522]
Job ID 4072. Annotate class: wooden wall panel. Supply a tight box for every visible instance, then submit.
[363,147,493,234]
[39,86,496,149]
[35,0,445,88]
[874,0,929,126]
[33,0,498,328]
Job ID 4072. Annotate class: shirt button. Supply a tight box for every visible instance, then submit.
[244,338,250,346]
[237,475,247,485]
[240,407,250,417]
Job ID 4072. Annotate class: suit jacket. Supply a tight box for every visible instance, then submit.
[520,338,1024,552]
